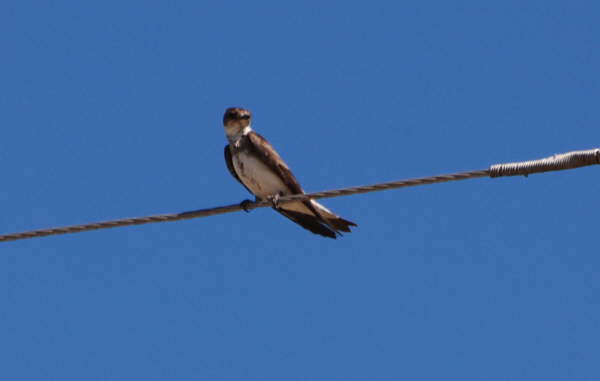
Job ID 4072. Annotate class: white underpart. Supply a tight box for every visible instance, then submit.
[311,200,335,216]
[226,125,252,144]
[232,152,338,217]
[233,152,288,199]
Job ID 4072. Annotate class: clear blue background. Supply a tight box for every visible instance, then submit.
[1,1,598,380]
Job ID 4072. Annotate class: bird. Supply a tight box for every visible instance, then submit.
[222,107,356,238]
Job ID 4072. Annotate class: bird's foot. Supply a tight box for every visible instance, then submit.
[268,194,281,209]
[239,199,254,213]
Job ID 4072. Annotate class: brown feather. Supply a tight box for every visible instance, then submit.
[275,209,338,239]
[224,145,253,195]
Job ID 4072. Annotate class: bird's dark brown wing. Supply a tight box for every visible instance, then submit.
[224,144,253,195]
[246,131,304,194]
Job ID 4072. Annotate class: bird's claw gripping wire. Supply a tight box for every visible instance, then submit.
[239,199,254,213]
[268,194,281,209]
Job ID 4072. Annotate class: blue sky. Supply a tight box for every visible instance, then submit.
[1,1,599,380]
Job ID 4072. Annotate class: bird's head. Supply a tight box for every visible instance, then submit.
[223,107,252,138]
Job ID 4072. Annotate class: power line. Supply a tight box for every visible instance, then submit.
[1,148,598,243]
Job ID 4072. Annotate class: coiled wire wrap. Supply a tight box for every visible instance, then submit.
[489,148,600,177]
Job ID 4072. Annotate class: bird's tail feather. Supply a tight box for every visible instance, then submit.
[275,198,357,238]
[275,208,338,239]
[310,200,357,233]
[326,216,357,232]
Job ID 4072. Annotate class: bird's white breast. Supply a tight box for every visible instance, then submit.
[233,152,289,199]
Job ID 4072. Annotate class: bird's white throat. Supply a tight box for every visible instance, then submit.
[226,125,252,145]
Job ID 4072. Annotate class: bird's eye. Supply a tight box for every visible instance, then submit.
[241,114,250,119]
